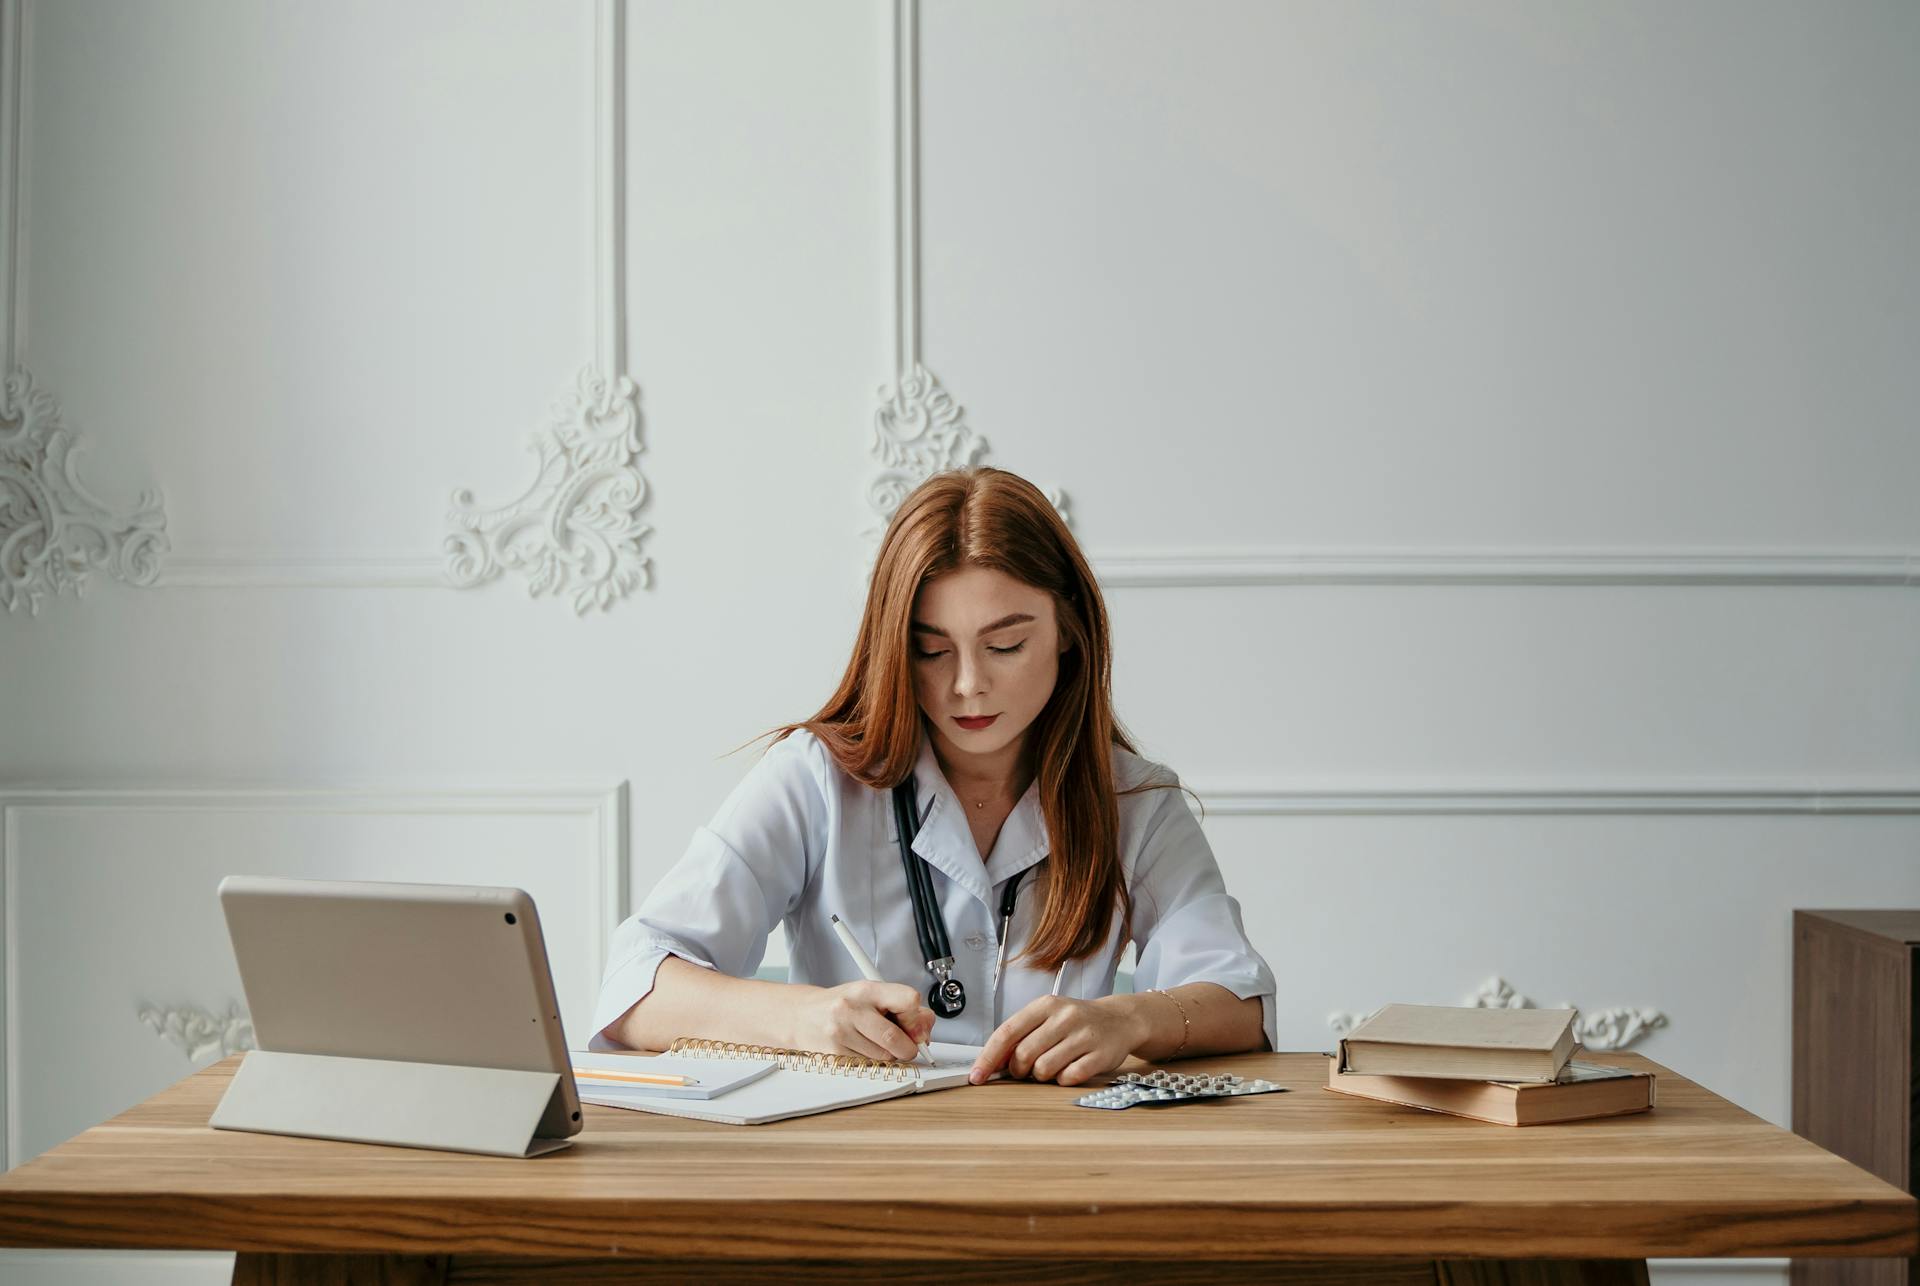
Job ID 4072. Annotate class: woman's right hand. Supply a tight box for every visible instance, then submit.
[789,981,936,1061]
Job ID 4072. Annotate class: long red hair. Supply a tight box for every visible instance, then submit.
[760,467,1163,971]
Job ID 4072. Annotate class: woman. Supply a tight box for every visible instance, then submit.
[591,468,1275,1086]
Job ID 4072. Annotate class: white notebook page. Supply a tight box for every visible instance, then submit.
[581,1042,988,1126]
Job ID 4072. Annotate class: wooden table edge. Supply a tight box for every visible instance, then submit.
[0,1191,1914,1260]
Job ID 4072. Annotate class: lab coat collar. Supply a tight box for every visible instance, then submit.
[905,725,1051,907]
[983,775,1049,886]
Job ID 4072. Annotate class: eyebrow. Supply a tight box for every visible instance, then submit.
[910,612,1036,639]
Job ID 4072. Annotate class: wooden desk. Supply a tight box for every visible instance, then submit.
[0,1052,1912,1285]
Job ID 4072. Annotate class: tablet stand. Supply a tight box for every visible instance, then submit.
[211,1050,572,1158]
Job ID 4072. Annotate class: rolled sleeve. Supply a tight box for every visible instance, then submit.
[1129,781,1278,1053]
[587,928,716,1052]
[588,736,824,1050]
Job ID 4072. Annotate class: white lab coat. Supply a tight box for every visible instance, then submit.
[589,725,1278,1052]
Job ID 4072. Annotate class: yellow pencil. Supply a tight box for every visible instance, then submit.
[571,1066,698,1087]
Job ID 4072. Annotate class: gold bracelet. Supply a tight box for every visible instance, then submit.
[1149,987,1190,1058]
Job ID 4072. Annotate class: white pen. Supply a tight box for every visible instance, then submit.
[1050,960,1067,997]
[829,913,931,1065]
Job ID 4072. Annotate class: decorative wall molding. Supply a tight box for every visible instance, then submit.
[446,364,650,613]
[4,0,643,600]
[2,0,22,371]
[446,0,650,613]
[1465,975,1669,1050]
[869,363,986,534]
[0,366,169,615]
[137,1000,254,1063]
[1090,550,1920,589]
[1192,783,1920,816]
[0,0,169,617]
[0,782,629,1169]
[866,0,1069,541]
[870,0,1910,588]
[1328,975,1669,1052]
[151,548,1920,593]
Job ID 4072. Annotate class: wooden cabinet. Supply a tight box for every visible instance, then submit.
[1793,910,1920,1286]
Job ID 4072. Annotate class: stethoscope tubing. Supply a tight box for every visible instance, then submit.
[893,776,1039,1016]
[891,778,951,969]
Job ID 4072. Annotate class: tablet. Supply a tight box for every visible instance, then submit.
[217,875,582,1143]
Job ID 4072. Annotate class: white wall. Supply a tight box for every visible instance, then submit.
[2,1,1917,1282]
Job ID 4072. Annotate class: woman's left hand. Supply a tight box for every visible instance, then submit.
[968,995,1142,1086]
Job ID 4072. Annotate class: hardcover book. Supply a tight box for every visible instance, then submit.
[1337,1003,1577,1082]
[1325,1056,1655,1126]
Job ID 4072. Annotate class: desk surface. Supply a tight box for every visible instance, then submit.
[0,1052,1913,1263]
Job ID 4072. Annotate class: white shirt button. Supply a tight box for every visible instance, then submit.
[964,934,987,950]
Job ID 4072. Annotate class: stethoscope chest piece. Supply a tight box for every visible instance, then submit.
[929,973,966,1018]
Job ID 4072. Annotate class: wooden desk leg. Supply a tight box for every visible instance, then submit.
[232,1253,450,1285]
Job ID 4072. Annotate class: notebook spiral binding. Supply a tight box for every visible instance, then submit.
[665,1037,919,1081]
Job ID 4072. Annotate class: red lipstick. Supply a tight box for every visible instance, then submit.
[952,714,999,731]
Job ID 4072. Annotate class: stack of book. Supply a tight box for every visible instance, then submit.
[1326,1003,1655,1126]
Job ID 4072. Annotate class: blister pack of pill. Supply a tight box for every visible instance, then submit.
[1075,1069,1287,1110]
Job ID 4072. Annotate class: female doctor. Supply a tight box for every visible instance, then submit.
[590,468,1276,1086]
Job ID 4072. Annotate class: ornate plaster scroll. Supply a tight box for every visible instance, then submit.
[444,4,647,612]
[138,1000,256,1063]
[868,363,987,527]
[445,365,650,614]
[866,367,1072,536]
[0,368,169,615]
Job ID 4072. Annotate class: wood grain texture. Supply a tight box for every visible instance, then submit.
[239,1256,1638,1286]
[1436,1262,1650,1286]
[232,1254,450,1285]
[1796,912,1920,947]
[0,1052,1912,1262]
[1791,911,1919,1286]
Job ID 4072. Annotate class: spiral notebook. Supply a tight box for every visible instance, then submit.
[578,1037,992,1125]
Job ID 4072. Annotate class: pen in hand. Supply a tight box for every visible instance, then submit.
[829,913,932,1065]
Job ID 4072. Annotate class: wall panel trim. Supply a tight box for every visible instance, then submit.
[150,549,1920,591]
[1193,783,1920,816]
[2,0,22,370]
[1093,550,1920,589]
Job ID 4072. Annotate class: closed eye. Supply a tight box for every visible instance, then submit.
[914,642,1026,660]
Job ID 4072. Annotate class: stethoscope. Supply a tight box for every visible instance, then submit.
[890,777,1030,1020]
